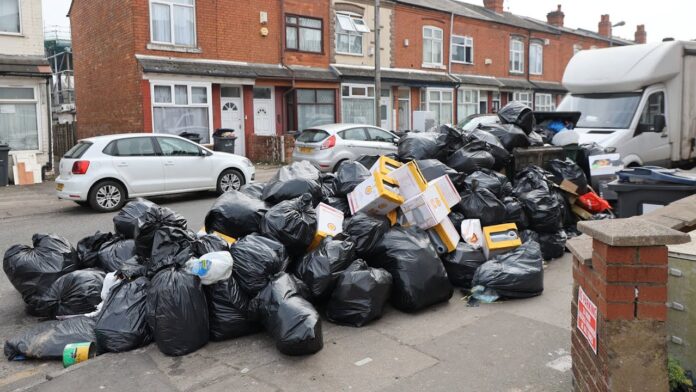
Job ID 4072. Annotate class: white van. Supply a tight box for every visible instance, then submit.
[559,41,696,168]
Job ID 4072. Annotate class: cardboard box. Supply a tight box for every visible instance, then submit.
[348,170,404,216]
[369,156,403,176]
[482,223,521,259]
[199,228,237,245]
[389,161,427,200]
[308,203,345,250]
[400,184,450,230]
[429,217,461,253]
[428,175,461,209]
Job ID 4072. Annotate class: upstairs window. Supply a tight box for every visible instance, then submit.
[509,37,524,73]
[150,0,196,46]
[423,26,443,66]
[0,0,20,33]
[286,15,323,53]
[451,35,473,64]
[529,40,543,75]
[336,13,369,55]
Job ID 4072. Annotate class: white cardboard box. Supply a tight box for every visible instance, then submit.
[429,217,461,253]
[400,184,450,230]
[389,161,427,200]
[348,171,403,216]
[428,175,461,209]
[309,203,345,250]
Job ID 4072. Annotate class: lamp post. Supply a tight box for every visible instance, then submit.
[374,0,381,127]
[610,21,625,47]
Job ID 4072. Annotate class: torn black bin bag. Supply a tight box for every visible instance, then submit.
[116,256,148,280]
[436,124,467,156]
[230,233,290,295]
[472,240,544,299]
[547,159,589,195]
[3,233,78,317]
[95,276,152,353]
[324,196,351,217]
[333,162,370,196]
[113,199,157,239]
[77,231,114,269]
[134,204,187,259]
[320,173,338,199]
[4,316,96,361]
[512,165,554,195]
[261,194,318,255]
[239,183,265,199]
[457,182,507,227]
[370,227,453,312]
[97,237,136,273]
[191,234,230,257]
[250,273,323,356]
[262,178,322,206]
[398,132,448,161]
[342,213,390,258]
[205,276,260,341]
[520,229,540,244]
[480,124,530,152]
[447,140,495,174]
[325,259,392,327]
[147,227,195,276]
[292,238,355,300]
[38,269,105,318]
[497,101,535,134]
[441,243,487,288]
[147,266,209,356]
[204,191,268,239]
[503,196,529,230]
[519,189,563,233]
[464,169,513,199]
[538,230,567,260]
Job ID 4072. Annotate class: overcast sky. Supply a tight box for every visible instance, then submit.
[43,0,694,43]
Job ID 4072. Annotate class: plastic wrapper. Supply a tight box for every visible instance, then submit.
[441,243,487,288]
[481,124,530,152]
[326,260,392,327]
[472,241,544,299]
[4,316,96,361]
[250,273,323,356]
[464,169,512,199]
[239,183,265,199]
[371,227,453,312]
[397,132,448,161]
[271,160,320,182]
[205,276,260,341]
[192,234,229,257]
[447,140,495,174]
[3,233,78,316]
[39,269,105,318]
[134,204,188,259]
[519,189,563,233]
[538,230,567,260]
[185,251,234,285]
[292,238,355,299]
[97,237,136,272]
[95,277,152,353]
[512,165,553,195]
[204,191,268,239]
[147,227,195,275]
[503,196,529,229]
[113,199,157,239]
[547,159,589,195]
[147,267,209,356]
[77,231,114,268]
[497,101,535,134]
[342,213,390,258]
[260,194,318,254]
[457,182,507,227]
[261,178,322,206]
[333,161,370,196]
[230,233,290,295]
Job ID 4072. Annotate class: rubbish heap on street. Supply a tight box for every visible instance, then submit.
[2,102,613,362]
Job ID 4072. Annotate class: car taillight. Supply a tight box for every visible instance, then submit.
[72,160,90,175]
[321,135,336,150]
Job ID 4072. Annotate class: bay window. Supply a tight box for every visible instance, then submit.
[509,36,524,73]
[535,93,555,111]
[336,13,369,55]
[457,88,479,120]
[426,88,453,125]
[342,84,375,125]
[152,82,211,143]
[530,40,543,75]
[296,89,335,131]
[150,0,196,46]
[0,0,20,34]
[286,15,323,53]
[451,35,473,64]
[423,26,443,66]
[0,86,39,151]
[512,91,533,108]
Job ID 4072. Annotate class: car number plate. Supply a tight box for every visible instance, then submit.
[299,147,314,154]
[56,183,64,191]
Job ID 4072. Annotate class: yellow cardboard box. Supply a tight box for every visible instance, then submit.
[308,203,345,250]
[389,161,428,200]
[482,223,521,259]
[400,184,450,229]
[429,217,460,253]
[369,156,403,176]
[428,175,461,209]
[348,170,404,216]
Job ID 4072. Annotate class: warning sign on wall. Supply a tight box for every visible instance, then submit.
[577,286,598,354]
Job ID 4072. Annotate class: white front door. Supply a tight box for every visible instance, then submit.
[221,97,245,156]
[380,90,392,130]
[253,87,275,136]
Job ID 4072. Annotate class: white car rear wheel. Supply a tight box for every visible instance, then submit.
[89,180,127,213]
[217,169,245,194]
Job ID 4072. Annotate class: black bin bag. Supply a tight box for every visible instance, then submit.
[481,124,530,152]
[397,132,447,161]
[147,266,209,356]
[204,191,268,239]
[472,241,544,299]
[466,129,511,170]
[441,243,487,288]
[192,234,229,257]
[97,237,136,272]
[547,159,589,195]
[147,227,195,276]
[95,276,152,353]
[292,238,355,299]
[3,233,78,317]
[519,189,563,233]
[239,183,265,199]
[333,161,370,196]
[39,269,105,318]
[262,178,322,206]
[457,182,507,227]
[371,227,453,312]
[134,204,187,259]
[326,260,392,327]
[497,101,535,134]
[4,316,96,361]
[261,194,317,255]
[324,196,351,217]
[272,160,320,182]
[512,165,553,195]
[447,140,495,174]
[230,233,290,295]
[342,213,390,258]
[113,199,157,239]
[464,169,512,199]
[205,276,260,341]
[416,159,466,190]
[77,231,114,268]
[538,230,568,260]
[503,196,529,230]
[251,273,323,356]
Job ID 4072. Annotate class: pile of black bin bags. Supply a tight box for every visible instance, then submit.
[2,101,606,361]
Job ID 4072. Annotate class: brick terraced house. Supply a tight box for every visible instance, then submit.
[69,0,645,161]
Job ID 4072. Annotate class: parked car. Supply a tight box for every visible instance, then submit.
[56,134,255,212]
[457,114,500,131]
[292,124,399,172]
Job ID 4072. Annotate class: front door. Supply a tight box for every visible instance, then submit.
[253,87,275,136]
[380,89,392,130]
[221,97,245,156]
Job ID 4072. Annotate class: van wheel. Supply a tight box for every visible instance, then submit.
[217,169,245,194]
[89,180,127,213]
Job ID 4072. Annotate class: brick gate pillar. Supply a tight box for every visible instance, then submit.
[568,218,690,392]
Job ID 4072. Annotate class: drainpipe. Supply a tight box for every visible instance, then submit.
[44,78,53,175]
[526,29,533,108]
[374,0,381,127]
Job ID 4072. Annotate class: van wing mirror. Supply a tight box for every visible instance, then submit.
[653,115,666,133]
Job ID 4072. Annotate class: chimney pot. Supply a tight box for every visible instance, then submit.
[598,14,612,37]
[546,4,565,27]
[483,0,504,14]
[635,24,647,44]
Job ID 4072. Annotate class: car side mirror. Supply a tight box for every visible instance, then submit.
[200,149,212,157]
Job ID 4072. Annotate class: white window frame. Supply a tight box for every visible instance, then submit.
[457,88,479,120]
[426,88,454,125]
[335,12,367,56]
[150,81,213,140]
[509,36,524,74]
[451,35,474,64]
[535,93,555,111]
[0,0,22,36]
[0,84,42,152]
[491,91,501,112]
[512,91,533,108]
[149,0,197,47]
[529,40,543,75]
[422,26,444,67]
[341,83,376,124]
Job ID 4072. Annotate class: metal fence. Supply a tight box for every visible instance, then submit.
[52,122,77,170]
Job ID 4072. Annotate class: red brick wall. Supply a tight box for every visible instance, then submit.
[283,0,331,68]
[392,4,450,72]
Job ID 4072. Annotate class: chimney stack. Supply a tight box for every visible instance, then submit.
[635,24,647,44]
[546,4,564,27]
[483,0,504,14]
[598,14,611,37]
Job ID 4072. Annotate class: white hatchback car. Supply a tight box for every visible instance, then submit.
[56,133,255,212]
